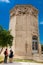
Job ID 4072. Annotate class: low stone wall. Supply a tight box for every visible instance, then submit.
[33,54,43,62]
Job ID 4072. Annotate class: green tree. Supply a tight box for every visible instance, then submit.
[0,26,13,53]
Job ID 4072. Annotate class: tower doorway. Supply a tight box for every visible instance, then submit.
[32,36,38,53]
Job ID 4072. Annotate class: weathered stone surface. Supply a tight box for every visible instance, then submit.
[9,5,41,60]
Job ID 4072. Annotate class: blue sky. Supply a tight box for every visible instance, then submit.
[0,0,43,44]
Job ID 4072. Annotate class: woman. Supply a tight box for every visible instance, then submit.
[9,50,14,63]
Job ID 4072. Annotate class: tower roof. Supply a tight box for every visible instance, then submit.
[10,5,38,18]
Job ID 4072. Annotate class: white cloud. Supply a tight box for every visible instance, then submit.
[0,0,10,3]
[40,22,43,24]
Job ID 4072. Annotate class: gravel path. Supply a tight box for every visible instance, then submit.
[0,62,43,65]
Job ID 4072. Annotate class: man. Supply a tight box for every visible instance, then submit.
[4,49,8,63]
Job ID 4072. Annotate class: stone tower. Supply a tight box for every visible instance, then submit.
[9,5,41,60]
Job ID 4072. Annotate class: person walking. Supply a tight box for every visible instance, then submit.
[4,48,8,63]
[9,50,14,63]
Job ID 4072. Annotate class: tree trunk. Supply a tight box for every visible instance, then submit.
[0,48,3,54]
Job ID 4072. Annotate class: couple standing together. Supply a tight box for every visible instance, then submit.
[4,49,14,63]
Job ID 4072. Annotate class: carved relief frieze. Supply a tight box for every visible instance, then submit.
[10,5,38,18]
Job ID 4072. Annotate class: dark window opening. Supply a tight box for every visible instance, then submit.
[32,36,38,53]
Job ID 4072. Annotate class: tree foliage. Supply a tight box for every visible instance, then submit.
[0,26,13,47]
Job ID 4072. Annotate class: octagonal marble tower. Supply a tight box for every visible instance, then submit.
[9,5,41,60]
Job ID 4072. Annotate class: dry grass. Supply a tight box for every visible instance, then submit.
[0,56,4,63]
